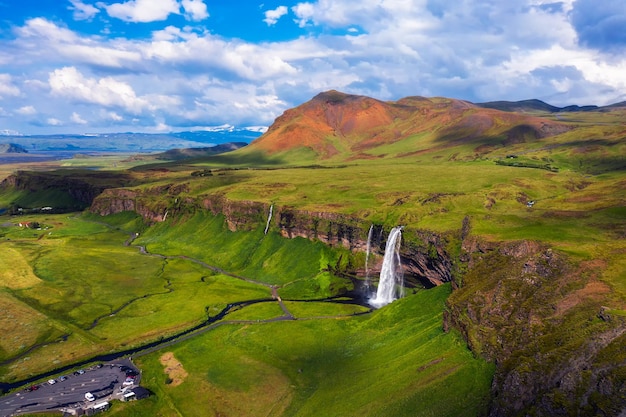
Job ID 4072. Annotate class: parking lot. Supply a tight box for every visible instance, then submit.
[0,359,140,417]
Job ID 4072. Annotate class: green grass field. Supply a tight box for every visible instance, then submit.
[0,105,623,415]
[0,211,495,417]
[112,285,494,417]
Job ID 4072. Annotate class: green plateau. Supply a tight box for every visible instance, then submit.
[0,91,624,416]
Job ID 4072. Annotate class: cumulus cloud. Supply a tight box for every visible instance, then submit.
[144,35,298,80]
[2,0,625,134]
[68,0,100,20]
[16,19,142,69]
[264,6,289,26]
[17,17,79,43]
[102,0,180,23]
[71,112,88,124]
[570,0,626,52]
[181,0,209,21]
[105,111,124,121]
[292,2,315,27]
[17,106,37,115]
[48,66,149,113]
[0,74,20,98]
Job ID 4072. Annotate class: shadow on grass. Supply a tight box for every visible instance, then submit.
[131,150,288,171]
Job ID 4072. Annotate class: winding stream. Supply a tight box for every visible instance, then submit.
[0,223,373,394]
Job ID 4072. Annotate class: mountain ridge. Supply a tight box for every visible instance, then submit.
[247,90,581,160]
[0,143,28,154]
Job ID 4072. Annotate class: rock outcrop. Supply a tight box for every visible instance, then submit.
[445,238,626,416]
[0,170,131,211]
[90,188,454,287]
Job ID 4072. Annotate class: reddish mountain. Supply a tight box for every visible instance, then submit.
[248,90,571,160]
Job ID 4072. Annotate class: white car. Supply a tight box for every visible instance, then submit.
[48,379,56,385]
[85,392,95,401]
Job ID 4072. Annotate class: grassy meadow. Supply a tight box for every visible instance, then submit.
[0,104,623,415]
[110,285,494,417]
[0,209,495,417]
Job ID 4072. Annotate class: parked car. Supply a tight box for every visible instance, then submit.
[74,369,85,375]
[48,379,56,385]
[26,385,39,391]
[59,375,67,381]
[85,392,95,401]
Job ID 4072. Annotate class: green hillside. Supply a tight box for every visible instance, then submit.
[0,93,624,416]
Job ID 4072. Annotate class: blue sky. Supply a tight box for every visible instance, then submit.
[0,0,624,135]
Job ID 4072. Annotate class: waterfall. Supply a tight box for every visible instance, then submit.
[369,226,404,308]
[264,204,273,235]
[365,224,374,287]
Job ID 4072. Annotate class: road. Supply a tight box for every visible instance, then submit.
[0,359,139,417]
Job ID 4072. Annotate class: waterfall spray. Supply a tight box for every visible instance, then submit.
[264,204,273,235]
[369,226,404,308]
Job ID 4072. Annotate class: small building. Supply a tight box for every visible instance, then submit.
[122,391,136,402]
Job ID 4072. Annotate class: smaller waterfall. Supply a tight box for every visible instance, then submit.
[365,224,374,287]
[264,204,273,235]
[369,226,404,308]
[163,210,168,222]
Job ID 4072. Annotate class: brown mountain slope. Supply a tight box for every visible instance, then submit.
[248,90,571,160]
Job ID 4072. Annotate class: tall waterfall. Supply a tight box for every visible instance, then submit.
[365,224,374,287]
[264,204,273,235]
[369,226,404,308]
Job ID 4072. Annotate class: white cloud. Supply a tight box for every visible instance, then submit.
[102,0,180,23]
[153,121,171,131]
[292,2,315,27]
[16,19,142,69]
[181,0,208,21]
[2,0,626,134]
[264,6,288,26]
[71,112,88,124]
[144,36,298,80]
[48,67,149,113]
[105,111,124,121]
[47,118,63,126]
[17,18,79,44]
[0,74,20,98]
[17,106,37,115]
[68,0,100,20]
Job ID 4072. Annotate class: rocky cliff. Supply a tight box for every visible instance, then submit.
[0,170,133,211]
[90,187,454,287]
[445,238,626,416]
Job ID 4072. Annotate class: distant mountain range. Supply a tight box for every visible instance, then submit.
[475,98,626,113]
[2,97,624,156]
[0,127,265,153]
[0,143,28,154]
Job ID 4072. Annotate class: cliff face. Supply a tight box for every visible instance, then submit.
[1,171,131,210]
[445,238,626,416]
[90,189,454,287]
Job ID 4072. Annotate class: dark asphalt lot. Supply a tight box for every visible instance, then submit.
[0,359,139,417]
